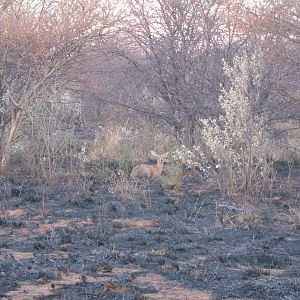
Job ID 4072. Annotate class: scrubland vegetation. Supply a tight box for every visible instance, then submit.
[0,0,300,299]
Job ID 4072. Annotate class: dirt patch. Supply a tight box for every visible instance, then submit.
[133,274,212,299]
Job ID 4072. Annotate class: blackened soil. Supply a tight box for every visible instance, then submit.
[0,162,300,300]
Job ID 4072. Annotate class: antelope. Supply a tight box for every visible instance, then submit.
[131,151,169,179]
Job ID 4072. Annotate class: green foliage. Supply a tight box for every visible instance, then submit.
[115,153,134,174]
[161,162,183,189]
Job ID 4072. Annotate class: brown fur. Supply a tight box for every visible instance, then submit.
[131,152,169,179]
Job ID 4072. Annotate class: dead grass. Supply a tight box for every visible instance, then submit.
[216,203,260,230]
[287,205,300,229]
[108,170,150,203]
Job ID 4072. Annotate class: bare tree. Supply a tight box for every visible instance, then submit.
[110,0,246,144]
[243,0,300,122]
[0,0,115,170]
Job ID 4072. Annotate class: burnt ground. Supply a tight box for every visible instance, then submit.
[0,162,300,300]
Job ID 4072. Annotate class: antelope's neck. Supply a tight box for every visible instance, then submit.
[157,160,163,172]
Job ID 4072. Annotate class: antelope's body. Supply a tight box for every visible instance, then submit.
[131,152,169,179]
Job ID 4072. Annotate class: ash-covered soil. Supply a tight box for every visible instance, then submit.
[0,162,300,300]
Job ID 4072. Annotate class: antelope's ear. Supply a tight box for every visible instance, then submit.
[162,152,169,158]
[150,151,158,157]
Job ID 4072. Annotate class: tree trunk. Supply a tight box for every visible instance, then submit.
[188,118,196,146]
[0,108,22,171]
[174,123,184,145]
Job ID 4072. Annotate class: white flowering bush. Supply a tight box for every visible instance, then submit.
[11,141,27,155]
[175,51,276,197]
[173,145,210,173]
[173,145,195,167]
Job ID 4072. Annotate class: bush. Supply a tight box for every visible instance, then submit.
[13,90,83,181]
[161,162,183,189]
[174,51,277,197]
